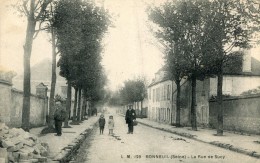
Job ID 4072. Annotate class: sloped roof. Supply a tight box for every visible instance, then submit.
[223,56,260,76]
[148,75,171,87]
[148,67,171,87]
[149,53,260,88]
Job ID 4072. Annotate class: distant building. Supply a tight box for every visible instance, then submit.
[210,50,260,96]
[147,67,173,124]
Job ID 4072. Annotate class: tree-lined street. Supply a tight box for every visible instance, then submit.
[73,108,260,163]
[1,0,260,162]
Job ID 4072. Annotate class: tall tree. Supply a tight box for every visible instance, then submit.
[201,0,251,135]
[148,2,190,127]
[43,1,61,131]
[17,0,52,131]
[148,0,253,133]
[54,0,84,125]
[72,88,78,123]
[148,0,211,130]
[64,81,72,127]
[236,0,260,45]
[119,78,146,105]
[54,0,111,122]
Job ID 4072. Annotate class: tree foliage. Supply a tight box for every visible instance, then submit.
[16,0,53,131]
[119,78,146,105]
[148,0,255,131]
[53,0,111,113]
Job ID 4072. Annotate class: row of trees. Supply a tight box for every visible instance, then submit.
[148,0,260,135]
[53,0,110,126]
[109,78,146,107]
[17,0,110,131]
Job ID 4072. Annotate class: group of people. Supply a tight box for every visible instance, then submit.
[98,114,115,135]
[98,104,136,135]
[53,101,137,136]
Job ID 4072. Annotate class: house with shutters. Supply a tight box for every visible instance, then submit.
[147,68,174,124]
[147,49,260,129]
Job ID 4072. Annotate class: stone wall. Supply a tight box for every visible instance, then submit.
[209,95,260,134]
[10,89,48,128]
[171,79,210,126]
[0,80,12,124]
[0,78,48,128]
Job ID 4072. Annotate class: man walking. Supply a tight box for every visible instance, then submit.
[125,104,136,134]
[54,101,66,136]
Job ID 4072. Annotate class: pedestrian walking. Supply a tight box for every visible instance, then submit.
[125,104,136,134]
[99,114,106,134]
[54,101,66,136]
[108,115,114,135]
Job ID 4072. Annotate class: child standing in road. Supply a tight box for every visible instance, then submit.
[108,115,114,135]
[99,114,105,134]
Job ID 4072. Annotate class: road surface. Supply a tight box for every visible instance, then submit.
[73,109,260,163]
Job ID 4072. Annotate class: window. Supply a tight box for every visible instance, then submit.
[148,89,151,100]
[164,85,167,100]
[153,89,155,102]
[167,85,171,100]
[157,88,159,101]
[160,87,162,101]
[156,88,158,102]
[162,85,165,101]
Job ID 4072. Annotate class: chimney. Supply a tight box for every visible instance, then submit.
[242,49,252,73]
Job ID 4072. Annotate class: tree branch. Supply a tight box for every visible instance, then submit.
[35,0,53,21]
[22,0,30,16]
[35,0,43,12]
[224,42,235,54]
[33,21,44,39]
[56,50,60,56]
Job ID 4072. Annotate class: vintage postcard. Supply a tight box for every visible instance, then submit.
[0,0,260,163]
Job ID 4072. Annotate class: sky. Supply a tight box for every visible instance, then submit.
[0,0,259,91]
[0,0,164,91]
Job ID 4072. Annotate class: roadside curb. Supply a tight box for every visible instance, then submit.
[137,121,260,159]
[51,121,98,163]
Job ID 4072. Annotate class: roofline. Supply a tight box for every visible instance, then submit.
[223,73,260,77]
[148,78,172,88]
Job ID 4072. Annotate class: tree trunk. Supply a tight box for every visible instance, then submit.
[176,79,181,127]
[22,0,36,132]
[140,100,143,116]
[48,27,56,129]
[191,74,197,131]
[77,88,82,121]
[73,88,78,122]
[171,80,174,125]
[64,81,72,127]
[217,66,224,135]
[81,95,86,120]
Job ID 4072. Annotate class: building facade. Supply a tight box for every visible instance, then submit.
[148,51,260,129]
[148,69,173,124]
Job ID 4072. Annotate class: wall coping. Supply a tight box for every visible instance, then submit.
[11,88,47,99]
[0,79,12,86]
[209,94,260,102]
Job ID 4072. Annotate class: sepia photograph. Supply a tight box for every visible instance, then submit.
[0,0,260,162]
